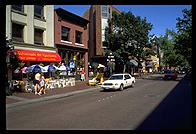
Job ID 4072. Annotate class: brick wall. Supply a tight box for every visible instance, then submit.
[54,11,88,50]
[83,5,121,59]
[54,10,89,79]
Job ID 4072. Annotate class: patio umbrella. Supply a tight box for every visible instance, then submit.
[126,60,138,66]
[21,67,27,73]
[43,65,58,72]
[97,64,105,68]
[26,64,47,73]
[57,65,67,71]
[90,62,99,68]
[14,67,21,73]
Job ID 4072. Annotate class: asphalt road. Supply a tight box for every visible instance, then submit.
[6,74,191,130]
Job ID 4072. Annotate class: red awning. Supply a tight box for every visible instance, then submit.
[12,49,62,62]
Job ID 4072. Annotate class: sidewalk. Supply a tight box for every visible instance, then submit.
[6,74,152,107]
[6,81,101,107]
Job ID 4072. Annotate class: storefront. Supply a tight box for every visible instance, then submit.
[54,8,89,81]
[7,49,62,80]
[57,44,88,80]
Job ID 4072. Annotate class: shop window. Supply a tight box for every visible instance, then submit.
[61,26,70,41]
[12,5,24,12]
[34,28,44,45]
[34,5,44,19]
[75,30,83,44]
[12,23,24,42]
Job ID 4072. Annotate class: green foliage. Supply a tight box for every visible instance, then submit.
[105,11,153,63]
[157,28,188,68]
[174,8,192,66]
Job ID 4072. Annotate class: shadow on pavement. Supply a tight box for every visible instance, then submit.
[142,76,182,82]
[135,75,192,130]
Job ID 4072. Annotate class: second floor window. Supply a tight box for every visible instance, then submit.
[34,28,44,45]
[12,23,24,42]
[12,5,24,12]
[34,5,44,19]
[75,30,83,44]
[61,26,70,41]
[102,5,109,18]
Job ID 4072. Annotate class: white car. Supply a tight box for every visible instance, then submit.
[101,73,136,91]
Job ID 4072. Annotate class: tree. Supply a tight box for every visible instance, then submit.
[157,29,188,69]
[174,8,192,66]
[105,11,153,72]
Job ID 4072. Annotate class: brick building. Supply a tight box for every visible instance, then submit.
[83,5,121,65]
[54,8,89,80]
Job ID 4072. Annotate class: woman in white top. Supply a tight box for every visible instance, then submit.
[34,71,41,95]
[38,73,46,95]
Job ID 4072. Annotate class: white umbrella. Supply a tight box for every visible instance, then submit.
[57,65,67,71]
[97,64,105,68]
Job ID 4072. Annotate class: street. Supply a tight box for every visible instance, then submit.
[6,74,191,130]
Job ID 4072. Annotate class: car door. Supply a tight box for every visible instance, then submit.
[124,75,132,87]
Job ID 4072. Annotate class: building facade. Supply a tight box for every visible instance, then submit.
[54,8,89,80]
[83,5,121,64]
[6,5,61,80]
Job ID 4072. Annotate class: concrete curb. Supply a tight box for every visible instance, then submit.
[6,87,101,108]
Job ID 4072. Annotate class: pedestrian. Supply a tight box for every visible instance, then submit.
[81,69,85,81]
[34,71,41,95]
[38,73,46,96]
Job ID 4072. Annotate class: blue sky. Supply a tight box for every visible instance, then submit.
[54,5,192,37]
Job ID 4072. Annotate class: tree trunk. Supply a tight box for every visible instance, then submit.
[123,64,126,73]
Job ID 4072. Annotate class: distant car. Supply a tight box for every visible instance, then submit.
[101,73,135,91]
[178,70,186,74]
[163,70,178,80]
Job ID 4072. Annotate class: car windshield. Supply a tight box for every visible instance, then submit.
[109,75,123,80]
[166,70,175,74]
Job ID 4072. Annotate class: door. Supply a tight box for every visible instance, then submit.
[124,75,132,87]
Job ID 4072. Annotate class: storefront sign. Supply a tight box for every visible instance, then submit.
[13,49,61,62]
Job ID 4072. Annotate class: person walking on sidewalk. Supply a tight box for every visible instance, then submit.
[34,71,41,95]
[38,73,46,96]
[81,69,85,81]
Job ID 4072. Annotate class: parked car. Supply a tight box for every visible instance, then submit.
[178,70,186,74]
[163,70,178,80]
[101,73,135,91]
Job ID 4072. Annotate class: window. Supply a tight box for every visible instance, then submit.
[102,5,109,18]
[12,23,24,42]
[102,13,108,18]
[61,26,70,41]
[34,28,44,45]
[12,5,24,12]
[34,5,44,19]
[102,6,108,12]
[75,30,83,44]
[125,75,131,79]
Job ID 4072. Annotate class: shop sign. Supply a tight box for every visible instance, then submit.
[14,49,61,62]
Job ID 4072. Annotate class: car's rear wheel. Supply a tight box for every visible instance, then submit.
[119,84,124,91]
